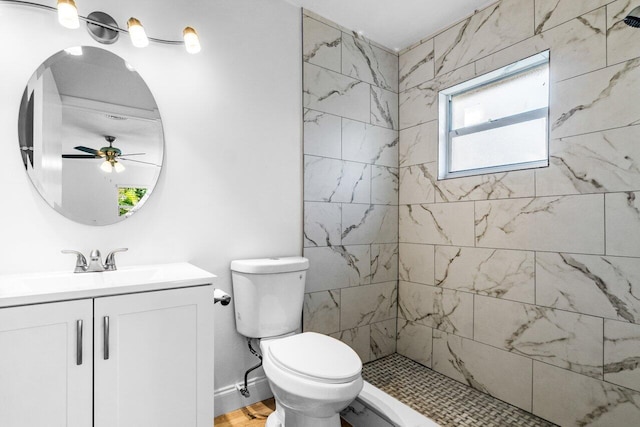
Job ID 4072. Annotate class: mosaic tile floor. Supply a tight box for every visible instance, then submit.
[362,354,556,427]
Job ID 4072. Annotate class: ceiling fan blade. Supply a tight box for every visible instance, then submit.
[62,154,101,159]
[120,158,161,167]
[118,153,146,157]
[74,146,101,155]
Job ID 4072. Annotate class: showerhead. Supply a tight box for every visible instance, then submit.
[624,6,640,28]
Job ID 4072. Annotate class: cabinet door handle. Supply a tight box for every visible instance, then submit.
[103,316,110,360]
[76,319,83,366]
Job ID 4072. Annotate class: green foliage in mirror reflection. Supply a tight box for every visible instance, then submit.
[118,187,147,216]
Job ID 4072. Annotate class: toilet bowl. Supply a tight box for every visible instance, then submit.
[260,332,363,427]
[230,257,363,427]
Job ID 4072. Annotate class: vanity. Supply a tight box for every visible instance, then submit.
[0,262,216,427]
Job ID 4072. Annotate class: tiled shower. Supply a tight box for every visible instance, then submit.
[302,0,640,426]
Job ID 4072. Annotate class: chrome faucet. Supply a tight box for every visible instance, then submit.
[62,248,128,273]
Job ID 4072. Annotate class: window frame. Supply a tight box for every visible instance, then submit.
[438,50,550,180]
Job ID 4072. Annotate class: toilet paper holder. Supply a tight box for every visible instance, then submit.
[213,289,231,306]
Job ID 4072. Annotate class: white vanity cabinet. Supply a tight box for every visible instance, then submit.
[94,286,213,427]
[0,263,216,427]
[0,299,94,427]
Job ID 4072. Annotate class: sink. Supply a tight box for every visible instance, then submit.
[0,263,216,308]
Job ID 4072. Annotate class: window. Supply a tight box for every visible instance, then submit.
[438,51,550,179]
[118,187,148,217]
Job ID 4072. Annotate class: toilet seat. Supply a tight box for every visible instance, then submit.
[267,332,361,384]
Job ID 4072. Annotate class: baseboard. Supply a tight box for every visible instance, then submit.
[214,375,273,417]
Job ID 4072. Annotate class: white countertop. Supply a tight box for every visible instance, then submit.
[0,262,217,308]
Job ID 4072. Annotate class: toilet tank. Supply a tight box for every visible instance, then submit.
[231,257,309,338]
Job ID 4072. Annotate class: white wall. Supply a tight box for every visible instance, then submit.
[0,0,302,415]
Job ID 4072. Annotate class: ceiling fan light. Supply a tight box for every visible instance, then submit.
[127,17,149,48]
[57,0,80,29]
[100,161,113,173]
[114,161,125,173]
[183,27,201,54]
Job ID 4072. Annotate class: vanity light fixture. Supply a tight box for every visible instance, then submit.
[127,17,148,48]
[56,0,78,29]
[0,0,201,53]
[183,27,201,54]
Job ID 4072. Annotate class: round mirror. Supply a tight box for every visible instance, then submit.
[18,46,164,226]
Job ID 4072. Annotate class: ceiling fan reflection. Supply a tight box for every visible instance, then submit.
[61,135,159,173]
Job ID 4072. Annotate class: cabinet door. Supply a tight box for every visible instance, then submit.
[94,285,214,427]
[0,299,93,427]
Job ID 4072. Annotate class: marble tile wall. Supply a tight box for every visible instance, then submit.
[302,10,399,363]
[396,0,640,425]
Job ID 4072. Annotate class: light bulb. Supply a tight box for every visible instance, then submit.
[57,0,79,29]
[100,161,113,173]
[127,17,149,48]
[114,161,125,173]
[183,27,201,54]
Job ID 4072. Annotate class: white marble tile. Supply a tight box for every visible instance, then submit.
[475,195,605,253]
[399,243,435,285]
[303,290,340,334]
[371,244,398,284]
[399,121,437,167]
[608,0,640,65]
[435,247,535,304]
[477,9,605,84]
[475,296,604,378]
[304,202,341,248]
[304,245,371,292]
[342,119,399,167]
[371,86,398,130]
[606,192,640,257]
[537,126,640,196]
[304,63,371,123]
[544,8,606,82]
[371,166,398,205]
[398,281,473,339]
[330,325,371,363]
[533,361,640,427]
[432,330,533,411]
[535,0,610,33]
[399,64,475,130]
[341,281,397,330]
[399,163,437,205]
[303,109,342,158]
[400,202,475,246]
[551,59,640,139]
[303,16,341,72]
[399,39,434,92]
[434,0,534,76]
[605,320,640,393]
[370,318,397,360]
[397,319,433,367]
[342,204,398,245]
[342,32,398,93]
[436,170,535,202]
[536,252,640,323]
[304,156,370,203]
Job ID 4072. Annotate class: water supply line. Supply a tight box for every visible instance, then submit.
[238,338,262,398]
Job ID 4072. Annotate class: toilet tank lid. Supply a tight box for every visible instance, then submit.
[230,256,309,274]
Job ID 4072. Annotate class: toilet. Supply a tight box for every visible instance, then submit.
[231,257,363,427]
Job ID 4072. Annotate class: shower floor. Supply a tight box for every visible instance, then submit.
[362,354,556,427]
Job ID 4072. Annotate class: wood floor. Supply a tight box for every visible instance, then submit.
[214,398,352,427]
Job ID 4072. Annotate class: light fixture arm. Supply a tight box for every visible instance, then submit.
[0,0,188,46]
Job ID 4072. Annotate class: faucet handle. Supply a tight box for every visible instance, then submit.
[104,248,128,271]
[62,250,88,273]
